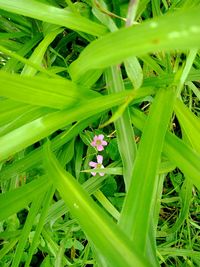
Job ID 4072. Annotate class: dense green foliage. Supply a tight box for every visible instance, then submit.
[0,0,200,266]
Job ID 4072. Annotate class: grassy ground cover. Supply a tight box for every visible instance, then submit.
[0,0,200,266]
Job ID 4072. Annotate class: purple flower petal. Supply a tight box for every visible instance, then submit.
[97,145,104,151]
[91,141,96,147]
[98,134,104,140]
[91,172,96,176]
[102,140,107,146]
[93,135,98,141]
[89,161,97,167]
[99,172,105,176]
[97,155,103,164]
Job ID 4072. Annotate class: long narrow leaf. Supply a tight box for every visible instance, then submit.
[131,108,200,190]
[119,86,176,265]
[0,88,154,162]
[0,0,107,36]
[70,7,200,81]
[0,71,96,109]
[44,143,152,267]
[0,176,51,222]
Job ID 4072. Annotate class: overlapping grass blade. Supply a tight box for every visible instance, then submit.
[0,0,107,36]
[44,143,152,267]
[175,98,200,153]
[119,86,176,265]
[0,116,99,181]
[0,88,153,162]
[131,108,200,189]
[0,106,53,137]
[105,66,137,190]
[21,26,62,76]
[24,186,55,267]
[0,71,96,109]
[70,7,200,81]
[11,194,44,267]
[0,176,51,221]
[0,99,31,127]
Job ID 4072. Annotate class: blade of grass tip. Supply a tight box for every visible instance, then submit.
[44,142,153,267]
[105,66,137,190]
[99,85,143,128]
[119,85,177,265]
[186,81,200,100]
[0,0,107,36]
[92,0,118,32]
[11,194,45,267]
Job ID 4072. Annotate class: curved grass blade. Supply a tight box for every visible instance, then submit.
[24,186,55,267]
[0,88,153,162]
[131,108,200,190]
[70,7,200,81]
[22,27,62,76]
[0,0,107,36]
[0,71,95,109]
[0,176,51,222]
[105,66,137,190]
[11,194,44,267]
[44,143,152,267]
[0,116,100,181]
[174,98,200,153]
[119,86,176,265]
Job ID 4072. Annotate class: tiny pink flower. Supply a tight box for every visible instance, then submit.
[91,134,107,151]
[89,155,105,176]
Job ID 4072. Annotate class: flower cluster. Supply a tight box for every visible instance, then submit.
[89,134,108,176]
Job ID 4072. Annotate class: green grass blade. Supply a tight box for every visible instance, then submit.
[0,106,53,137]
[174,98,200,153]
[1,33,42,72]
[0,71,95,109]
[0,88,153,162]
[131,108,200,190]
[0,44,59,78]
[0,239,18,261]
[105,66,137,190]
[0,176,51,221]
[25,186,55,267]
[44,143,152,267]
[22,27,62,76]
[119,86,176,265]
[0,116,99,181]
[0,99,31,127]
[0,0,107,36]
[11,194,44,267]
[70,7,200,81]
